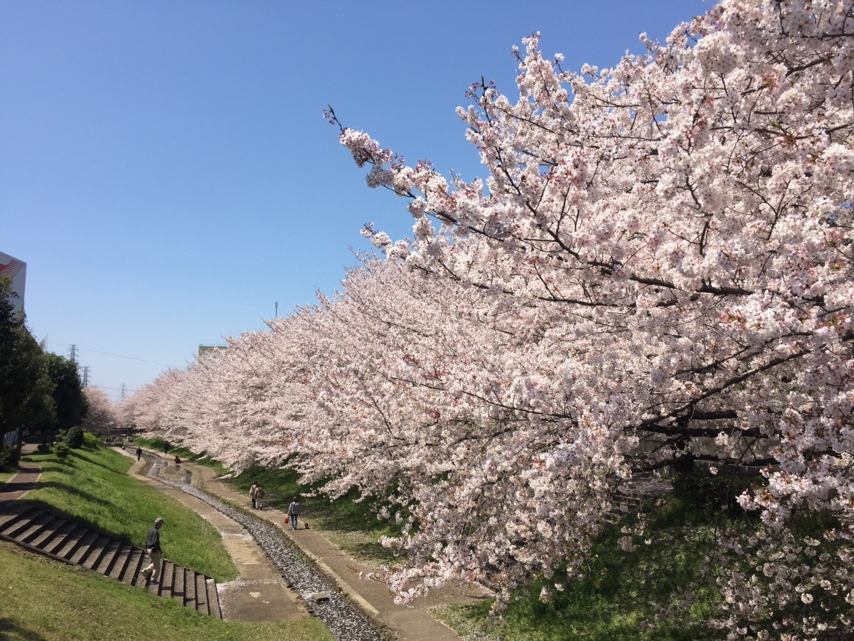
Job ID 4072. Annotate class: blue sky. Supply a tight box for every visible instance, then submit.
[1,0,708,401]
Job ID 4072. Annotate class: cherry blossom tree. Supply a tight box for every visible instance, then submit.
[126,0,854,636]
[329,0,854,635]
[81,386,119,436]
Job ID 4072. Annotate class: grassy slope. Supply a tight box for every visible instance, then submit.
[225,465,402,567]
[20,443,238,581]
[432,474,766,641]
[0,542,333,641]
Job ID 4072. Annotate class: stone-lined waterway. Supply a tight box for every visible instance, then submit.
[146,455,388,641]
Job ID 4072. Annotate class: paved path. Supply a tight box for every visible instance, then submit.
[0,459,41,503]
[114,447,308,623]
[141,450,477,641]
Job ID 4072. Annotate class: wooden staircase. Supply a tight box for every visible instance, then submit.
[0,504,222,618]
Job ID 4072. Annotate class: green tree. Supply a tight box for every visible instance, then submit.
[0,277,56,460]
[44,352,88,438]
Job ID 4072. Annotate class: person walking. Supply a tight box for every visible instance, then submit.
[142,518,164,584]
[287,497,300,530]
[136,447,142,462]
[249,482,259,509]
[255,485,265,510]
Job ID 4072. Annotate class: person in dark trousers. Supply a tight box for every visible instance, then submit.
[249,482,259,509]
[142,518,164,584]
[136,447,142,462]
[164,441,169,454]
[287,497,300,530]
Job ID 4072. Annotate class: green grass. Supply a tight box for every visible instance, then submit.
[134,436,230,476]
[0,469,14,485]
[0,542,333,641]
[432,473,764,641]
[20,442,238,581]
[226,465,402,566]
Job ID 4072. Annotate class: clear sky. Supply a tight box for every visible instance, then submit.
[1,0,708,401]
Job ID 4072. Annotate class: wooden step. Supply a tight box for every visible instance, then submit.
[194,573,209,615]
[108,545,132,581]
[29,515,67,549]
[93,539,121,574]
[207,578,222,619]
[169,564,185,603]
[157,561,174,598]
[45,522,83,555]
[66,529,101,564]
[121,548,144,586]
[185,567,197,610]
[81,534,110,570]
[15,512,57,543]
[52,525,91,560]
[1,509,42,538]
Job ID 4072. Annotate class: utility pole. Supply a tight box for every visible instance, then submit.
[69,344,78,363]
[82,366,89,388]
[275,302,278,318]
[121,383,126,400]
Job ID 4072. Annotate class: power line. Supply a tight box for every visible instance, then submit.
[46,342,182,368]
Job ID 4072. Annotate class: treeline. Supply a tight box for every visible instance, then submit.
[0,276,114,468]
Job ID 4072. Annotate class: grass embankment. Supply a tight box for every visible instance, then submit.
[134,436,230,476]
[225,465,401,566]
[0,542,334,641]
[432,472,763,641]
[20,442,238,581]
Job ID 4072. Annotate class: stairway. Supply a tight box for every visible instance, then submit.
[0,504,222,618]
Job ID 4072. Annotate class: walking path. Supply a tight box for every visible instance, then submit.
[0,445,41,503]
[114,447,307,623]
[138,449,479,641]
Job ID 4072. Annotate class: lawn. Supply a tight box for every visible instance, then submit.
[19,442,238,581]
[0,542,333,641]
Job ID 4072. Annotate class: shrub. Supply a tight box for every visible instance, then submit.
[37,443,51,454]
[54,442,70,458]
[82,431,99,449]
[65,426,84,449]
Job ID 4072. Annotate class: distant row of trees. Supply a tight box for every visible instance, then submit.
[0,276,118,464]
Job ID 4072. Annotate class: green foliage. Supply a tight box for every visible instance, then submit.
[0,545,334,641]
[21,442,238,581]
[54,442,70,458]
[65,426,84,448]
[0,443,21,469]
[82,430,100,448]
[37,443,51,453]
[0,276,57,446]
[43,351,88,431]
[432,489,772,641]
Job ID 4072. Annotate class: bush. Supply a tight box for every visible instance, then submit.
[65,426,84,449]
[82,431,100,449]
[37,443,51,454]
[54,442,70,458]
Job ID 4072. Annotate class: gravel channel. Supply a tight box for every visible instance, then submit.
[145,455,389,641]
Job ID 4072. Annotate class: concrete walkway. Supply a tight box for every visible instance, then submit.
[114,447,308,622]
[141,450,477,641]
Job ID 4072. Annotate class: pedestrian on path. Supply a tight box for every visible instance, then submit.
[249,481,259,509]
[136,447,142,462]
[287,497,300,530]
[255,485,265,510]
[142,517,164,584]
